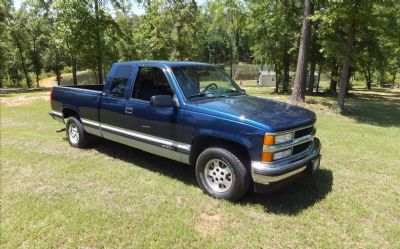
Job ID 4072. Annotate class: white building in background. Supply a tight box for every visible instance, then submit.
[258,71,277,87]
[258,71,319,87]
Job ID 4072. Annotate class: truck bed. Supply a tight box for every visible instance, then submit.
[50,84,104,126]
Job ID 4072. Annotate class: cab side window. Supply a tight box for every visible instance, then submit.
[109,65,133,98]
[132,67,172,101]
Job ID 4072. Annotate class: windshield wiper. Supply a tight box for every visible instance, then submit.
[223,89,246,96]
[187,92,210,99]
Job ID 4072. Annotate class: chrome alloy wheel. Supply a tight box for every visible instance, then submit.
[204,159,233,193]
[68,123,79,144]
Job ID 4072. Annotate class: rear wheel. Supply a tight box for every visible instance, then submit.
[195,147,250,201]
[66,117,90,148]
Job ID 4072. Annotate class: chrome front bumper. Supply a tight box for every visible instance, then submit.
[251,138,321,185]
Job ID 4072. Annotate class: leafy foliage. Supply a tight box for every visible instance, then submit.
[0,0,399,109]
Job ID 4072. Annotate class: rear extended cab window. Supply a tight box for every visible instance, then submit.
[109,65,134,98]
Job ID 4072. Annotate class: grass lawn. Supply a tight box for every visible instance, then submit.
[1,87,399,248]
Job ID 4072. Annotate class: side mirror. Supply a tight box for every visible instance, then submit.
[150,95,175,108]
[240,88,246,94]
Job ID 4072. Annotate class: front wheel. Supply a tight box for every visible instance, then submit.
[195,147,250,201]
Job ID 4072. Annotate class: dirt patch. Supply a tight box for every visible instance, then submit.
[39,70,96,87]
[0,95,49,107]
[39,76,58,88]
[194,212,224,236]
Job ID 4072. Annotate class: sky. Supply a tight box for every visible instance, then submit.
[13,0,207,16]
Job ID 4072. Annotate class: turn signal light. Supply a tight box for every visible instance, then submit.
[263,135,275,145]
[262,152,273,162]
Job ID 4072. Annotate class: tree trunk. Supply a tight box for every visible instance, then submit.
[282,47,290,93]
[177,23,183,61]
[35,72,39,87]
[307,58,316,94]
[346,66,353,95]
[54,50,62,86]
[230,43,233,78]
[32,38,40,87]
[235,27,240,63]
[307,33,317,94]
[13,32,31,88]
[378,69,385,87]
[291,0,313,102]
[281,35,290,93]
[72,55,78,86]
[364,65,372,89]
[273,56,279,93]
[337,19,356,111]
[94,0,104,85]
[391,70,397,87]
[316,59,323,94]
[330,64,338,94]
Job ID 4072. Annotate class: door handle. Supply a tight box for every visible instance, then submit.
[125,107,133,114]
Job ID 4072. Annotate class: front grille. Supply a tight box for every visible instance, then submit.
[294,126,314,138]
[292,141,311,155]
[264,124,316,162]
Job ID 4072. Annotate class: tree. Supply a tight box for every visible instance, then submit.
[8,7,32,88]
[0,0,12,88]
[337,10,357,111]
[291,0,313,103]
[248,0,301,93]
[53,0,92,85]
[207,0,247,77]
[25,0,51,87]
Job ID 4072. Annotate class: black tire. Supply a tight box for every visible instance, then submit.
[66,116,90,148]
[195,147,250,201]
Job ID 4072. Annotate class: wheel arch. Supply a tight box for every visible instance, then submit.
[62,107,80,120]
[189,135,251,168]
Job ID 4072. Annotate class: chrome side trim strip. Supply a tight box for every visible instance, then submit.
[76,117,191,163]
[81,118,102,136]
[100,123,191,152]
[101,130,190,164]
[84,125,102,137]
[49,111,64,123]
[51,110,63,117]
[81,118,101,127]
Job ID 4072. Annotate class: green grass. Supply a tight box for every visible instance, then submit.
[1,88,400,248]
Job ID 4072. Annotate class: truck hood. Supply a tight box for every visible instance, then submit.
[187,95,316,132]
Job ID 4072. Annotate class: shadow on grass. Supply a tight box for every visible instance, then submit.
[304,89,400,127]
[343,91,400,127]
[241,169,333,215]
[92,138,332,215]
[93,139,198,186]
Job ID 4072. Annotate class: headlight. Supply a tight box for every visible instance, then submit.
[262,132,294,162]
[275,133,294,144]
[273,149,292,160]
[263,132,294,145]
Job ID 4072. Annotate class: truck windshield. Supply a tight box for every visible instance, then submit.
[172,66,245,100]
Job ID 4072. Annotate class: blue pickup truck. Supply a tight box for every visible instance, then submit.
[49,61,321,201]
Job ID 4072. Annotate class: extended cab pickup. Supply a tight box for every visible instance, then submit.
[49,61,321,200]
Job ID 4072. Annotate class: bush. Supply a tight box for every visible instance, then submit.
[62,66,72,74]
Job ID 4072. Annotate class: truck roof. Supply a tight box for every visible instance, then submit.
[112,61,211,67]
